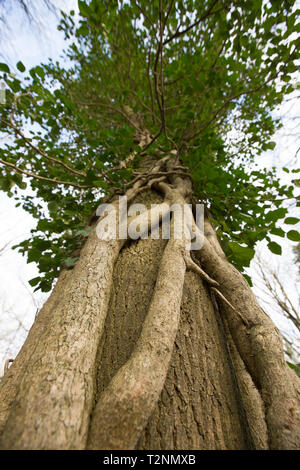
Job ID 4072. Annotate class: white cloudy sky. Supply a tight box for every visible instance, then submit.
[0,0,79,371]
[0,0,299,373]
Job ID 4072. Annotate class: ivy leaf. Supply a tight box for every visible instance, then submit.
[287,230,300,242]
[284,217,299,225]
[268,241,282,255]
[29,276,41,287]
[0,62,10,73]
[75,228,93,237]
[265,208,287,222]
[27,248,42,263]
[227,242,255,266]
[243,273,253,287]
[16,61,26,72]
[262,141,276,151]
[286,361,300,377]
[78,0,90,17]
[270,227,285,237]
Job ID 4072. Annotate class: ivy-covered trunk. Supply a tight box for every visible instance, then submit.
[1,0,300,453]
[0,174,299,450]
[93,190,264,450]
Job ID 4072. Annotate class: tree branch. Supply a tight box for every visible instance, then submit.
[2,114,85,178]
[163,0,225,46]
[0,158,94,190]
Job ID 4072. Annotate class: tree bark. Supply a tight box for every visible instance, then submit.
[0,180,299,450]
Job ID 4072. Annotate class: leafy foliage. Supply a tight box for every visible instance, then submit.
[0,0,299,290]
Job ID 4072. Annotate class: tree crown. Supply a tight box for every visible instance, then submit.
[0,0,299,291]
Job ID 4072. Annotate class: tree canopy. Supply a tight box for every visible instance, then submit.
[0,0,299,292]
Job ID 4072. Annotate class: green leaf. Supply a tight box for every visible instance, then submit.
[93,180,109,189]
[228,242,255,266]
[0,62,10,73]
[268,241,282,255]
[27,248,42,263]
[35,66,45,79]
[262,141,276,151]
[286,362,300,377]
[77,24,89,37]
[243,273,253,287]
[16,61,26,72]
[287,230,300,242]
[284,217,299,225]
[37,279,52,293]
[270,227,285,237]
[75,228,93,237]
[78,0,90,17]
[29,276,41,287]
[7,79,22,92]
[265,208,287,223]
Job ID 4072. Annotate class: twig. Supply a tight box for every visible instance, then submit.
[0,158,94,189]
[163,0,224,46]
[211,287,249,326]
[184,253,219,286]
[2,115,86,178]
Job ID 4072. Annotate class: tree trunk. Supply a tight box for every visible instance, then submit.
[91,190,265,450]
[0,176,299,449]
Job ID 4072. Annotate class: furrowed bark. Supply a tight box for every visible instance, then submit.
[88,187,256,449]
[221,315,269,449]
[0,147,298,450]
[196,221,300,449]
[0,270,71,436]
[137,269,255,449]
[0,225,121,449]
[87,221,187,449]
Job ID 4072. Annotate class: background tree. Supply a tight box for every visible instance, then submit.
[294,242,300,273]
[253,251,300,374]
[0,0,58,60]
[0,0,300,450]
[0,0,68,374]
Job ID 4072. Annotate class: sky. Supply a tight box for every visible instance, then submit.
[0,0,79,372]
[0,0,299,373]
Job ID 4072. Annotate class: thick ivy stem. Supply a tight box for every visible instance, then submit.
[0,270,72,436]
[87,228,187,449]
[196,220,300,450]
[0,227,122,449]
[184,251,219,286]
[87,177,192,449]
[1,153,299,450]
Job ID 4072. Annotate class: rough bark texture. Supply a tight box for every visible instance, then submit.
[0,270,71,435]
[0,228,121,449]
[197,231,300,449]
[137,271,253,450]
[87,191,264,449]
[0,179,299,449]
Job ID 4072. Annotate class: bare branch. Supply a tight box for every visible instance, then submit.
[163,0,224,46]
[1,117,86,178]
[0,158,94,190]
